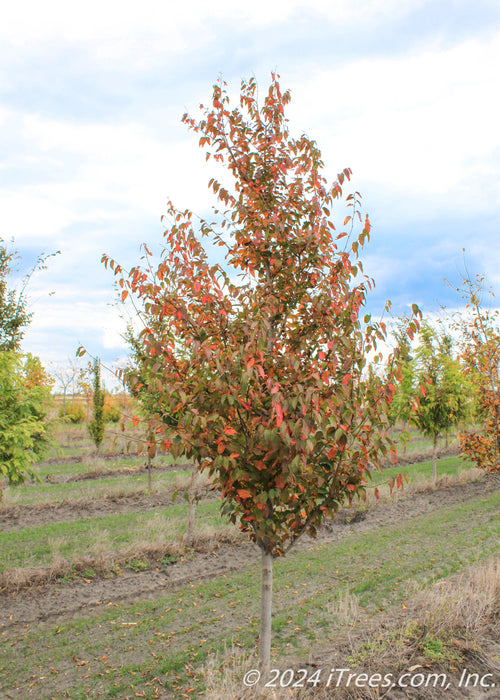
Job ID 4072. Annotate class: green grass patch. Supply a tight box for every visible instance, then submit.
[371,455,478,489]
[1,487,498,698]
[4,468,193,506]
[0,499,228,573]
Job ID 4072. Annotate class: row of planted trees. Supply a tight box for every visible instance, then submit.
[102,75,499,679]
[387,284,500,482]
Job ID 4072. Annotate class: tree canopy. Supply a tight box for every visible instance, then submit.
[107,74,421,675]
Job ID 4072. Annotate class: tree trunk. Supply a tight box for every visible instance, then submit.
[259,550,273,683]
[432,434,438,484]
[184,463,198,546]
[147,455,152,495]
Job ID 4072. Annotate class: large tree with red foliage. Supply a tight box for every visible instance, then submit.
[106,74,420,677]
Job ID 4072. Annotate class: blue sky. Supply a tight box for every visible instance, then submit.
[2,0,499,383]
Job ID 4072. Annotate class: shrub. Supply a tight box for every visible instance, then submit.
[59,404,86,424]
[103,402,120,423]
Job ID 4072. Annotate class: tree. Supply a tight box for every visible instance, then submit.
[106,74,420,677]
[0,352,52,499]
[53,359,80,423]
[0,238,59,351]
[411,322,469,483]
[387,316,416,431]
[0,239,57,497]
[88,357,105,453]
[454,273,500,472]
[0,241,32,351]
[124,321,201,538]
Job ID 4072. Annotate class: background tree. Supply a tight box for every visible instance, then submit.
[0,352,52,500]
[0,238,59,351]
[0,239,56,498]
[411,321,469,483]
[53,359,80,423]
[387,316,416,435]
[454,273,500,472]
[0,241,32,351]
[124,321,201,539]
[107,74,420,677]
[88,357,105,453]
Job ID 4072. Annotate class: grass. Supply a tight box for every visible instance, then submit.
[2,468,194,506]
[0,499,229,574]
[1,487,498,699]
[35,453,178,478]
[370,455,479,492]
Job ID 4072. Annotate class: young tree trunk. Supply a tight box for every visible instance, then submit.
[259,550,273,683]
[432,434,438,484]
[147,455,152,495]
[184,463,198,546]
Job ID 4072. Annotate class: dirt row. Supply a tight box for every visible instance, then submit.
[0,483,214,530]
[1,472,498,633]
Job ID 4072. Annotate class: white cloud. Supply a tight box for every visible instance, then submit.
[289,32,500,213]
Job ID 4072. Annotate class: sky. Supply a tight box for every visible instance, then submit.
[1,0,499,385]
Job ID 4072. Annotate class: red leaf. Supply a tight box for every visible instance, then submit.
[396,473,402,488]
[342,373,351,386]
[217,441,226,454]
[121,290,128,302]
[374,487,380,500]
[132,416,140,427]
[237,489,251,499]
[276,403,283,427]
[193,280,201,293]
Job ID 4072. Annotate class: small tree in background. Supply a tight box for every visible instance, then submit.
[0,238,59,352]
[107,74,421,677]
[88,357,105,453]
[0,239,56,498]
[124,322,201,539]
[0,352,52,499]
[411,322,469,482]
[387,316,416,436]
[454,273,500,472]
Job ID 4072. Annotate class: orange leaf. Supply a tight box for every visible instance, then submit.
[217,441,226,454]
[237,489,251,499]
[276,404,283,427]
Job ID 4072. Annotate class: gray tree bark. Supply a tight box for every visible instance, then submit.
[259,550,273,683]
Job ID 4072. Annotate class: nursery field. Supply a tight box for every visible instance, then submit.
[0,425,499,699]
